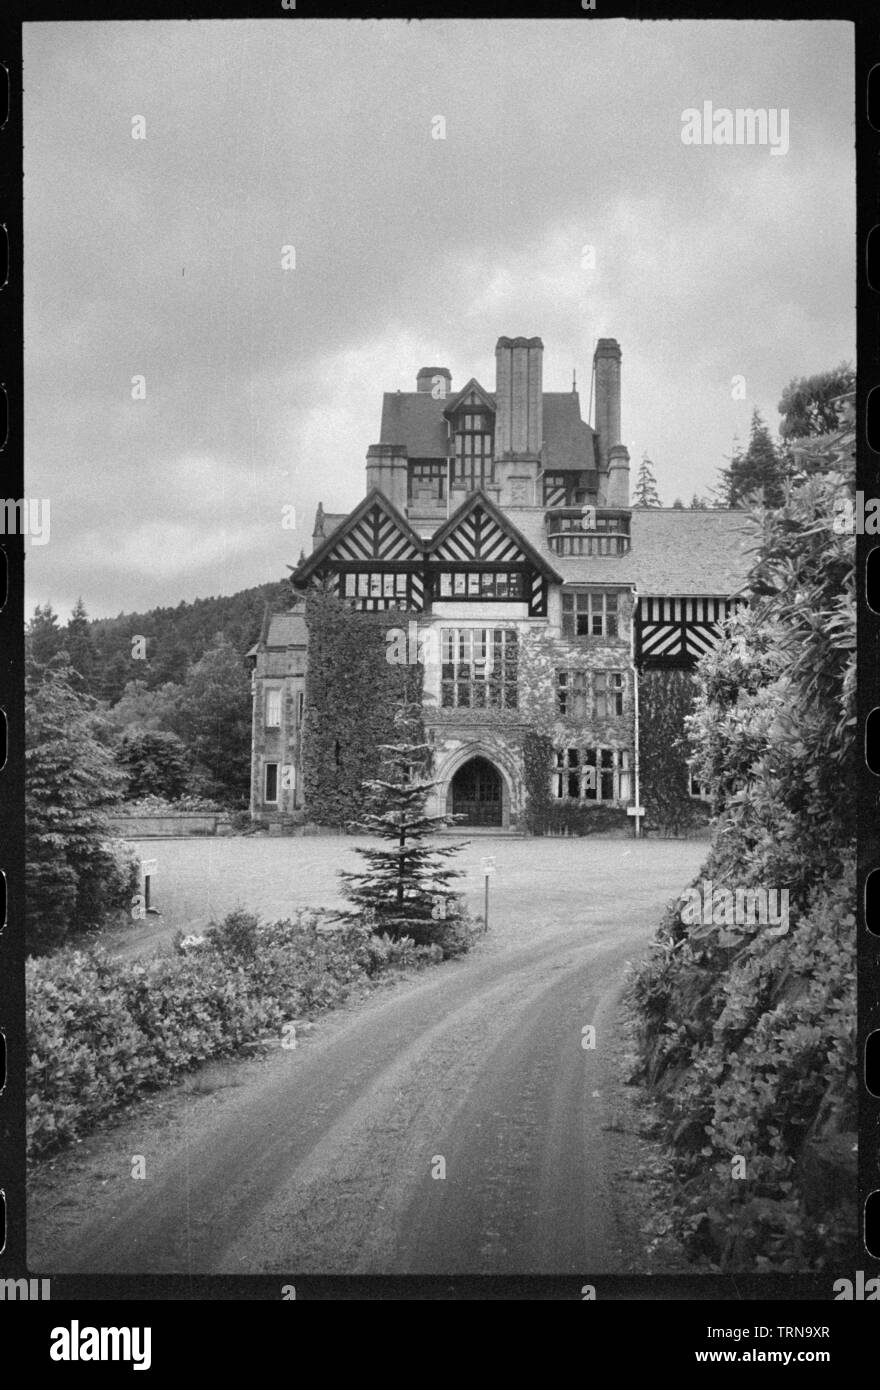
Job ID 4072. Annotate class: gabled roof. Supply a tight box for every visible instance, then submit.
[428,490,563,583]
[294,488,423,584]
[442,377,496,418]
[378,386,598,470]
[542,393,599,472]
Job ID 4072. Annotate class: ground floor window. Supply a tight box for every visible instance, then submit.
[553,746,631,801]
[264,762,279,803]
[441,627,518,708]
[688,769,711,800]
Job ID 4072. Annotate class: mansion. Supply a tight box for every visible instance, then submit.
[248,335,752,830]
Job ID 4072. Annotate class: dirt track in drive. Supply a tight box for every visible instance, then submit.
[29,838,705,1276]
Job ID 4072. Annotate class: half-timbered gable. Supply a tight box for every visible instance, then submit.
[427,493,561,617]
[294,489,425,611]
[635,595,748,667]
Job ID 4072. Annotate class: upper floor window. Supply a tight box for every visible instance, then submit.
[265,688,282,728]
[594,671,626,718]
[453,405,495,492]
[343,570,409,609]
[441,627,518,709]
[561,590,621,639]
[408,460,446,502]
[435,570,525,601]
[556,670,588,719]
[543,472,600,506]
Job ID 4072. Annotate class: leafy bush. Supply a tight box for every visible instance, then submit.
[27,906,473,1159]
[630,419,856,1271]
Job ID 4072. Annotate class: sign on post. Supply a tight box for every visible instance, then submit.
[480,856,496,931]
[140,858,157,914]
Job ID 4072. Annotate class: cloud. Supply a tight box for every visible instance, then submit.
[23,18,854,617]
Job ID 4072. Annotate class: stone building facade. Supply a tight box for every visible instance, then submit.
[249,335,752,830]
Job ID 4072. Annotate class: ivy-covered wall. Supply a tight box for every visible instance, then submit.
[302,592,422,826]
[518,613,635,834]
[638,667,710,834]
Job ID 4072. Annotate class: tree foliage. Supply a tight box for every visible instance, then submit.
[778,362,855,441]
[632,454,662,507]
[117,729,191,801]
[631,409,856,1270]
[26,661,135,954]
[168,635,253,805]
[718,409,786,508]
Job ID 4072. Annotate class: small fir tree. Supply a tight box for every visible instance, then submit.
[340,702,467,943]
[632,454,662,507]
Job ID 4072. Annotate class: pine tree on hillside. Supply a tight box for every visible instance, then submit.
[26,604,64,677]
[340,702,467,945]
[632,454,662,507]
[65,597,99,694]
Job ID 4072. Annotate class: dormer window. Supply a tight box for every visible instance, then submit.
[453,394,495,493]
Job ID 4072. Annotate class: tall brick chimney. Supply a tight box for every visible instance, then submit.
[494,336,543,458]
[593,338,621,470]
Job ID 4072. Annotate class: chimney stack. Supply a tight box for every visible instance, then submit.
[494,336,543,458]
[593,338,621,470]
[416,366,452,399]
[366,443,408,513]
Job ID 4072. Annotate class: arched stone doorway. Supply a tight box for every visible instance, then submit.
[450,756,503,827]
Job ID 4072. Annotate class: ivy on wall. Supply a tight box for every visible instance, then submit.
[301,593,422,826]
[638,668,708,835]
[522,729,630,835]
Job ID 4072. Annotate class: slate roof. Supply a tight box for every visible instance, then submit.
[541,393,599,471]
[379,392,450,457]
[507,506,756,595]
[378,389,597,469]
[264,612,308,647]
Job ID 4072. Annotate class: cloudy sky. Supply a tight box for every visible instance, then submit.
[24,19,854,621]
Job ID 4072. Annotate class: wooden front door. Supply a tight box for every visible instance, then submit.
[451,757,503,826]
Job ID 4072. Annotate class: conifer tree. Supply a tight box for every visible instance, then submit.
[64,597,99,694]
[718,409,785,507]
[26,660,133,952]
[340,702,467,943]
[26,603,64,677]
[632,454,662,507]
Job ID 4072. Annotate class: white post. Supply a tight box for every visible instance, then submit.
[630,585,641,839]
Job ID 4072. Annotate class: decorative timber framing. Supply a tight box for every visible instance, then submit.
[635,595,747,668]
[293,487,562,619]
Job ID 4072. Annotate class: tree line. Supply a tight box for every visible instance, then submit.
[631,361,854,509]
